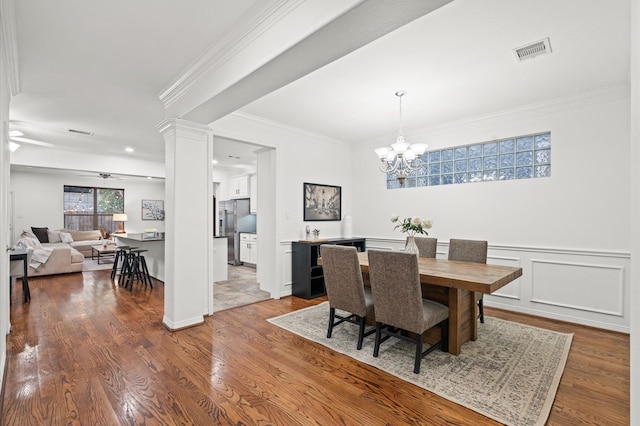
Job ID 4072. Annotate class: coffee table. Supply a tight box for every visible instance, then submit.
[91,244,117,264]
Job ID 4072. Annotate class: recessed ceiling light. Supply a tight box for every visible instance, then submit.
[147,176,153,180]
[125,147,134,153]
[212,159,219,164]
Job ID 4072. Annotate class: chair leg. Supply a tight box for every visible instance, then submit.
[414,335,423,374]
[478,298,484,324]
[140,256,152,288]
[327,307,335,338]
[441,319,449,352]
[357,316,365,350]
[373,322,383,357]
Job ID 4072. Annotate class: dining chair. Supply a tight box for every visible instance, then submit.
[413,236,437,258]
[367,250,449,374]
[320,244,375,350]
[448,239,488,323]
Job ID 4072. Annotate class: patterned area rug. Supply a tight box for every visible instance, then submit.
[268,302,572,426]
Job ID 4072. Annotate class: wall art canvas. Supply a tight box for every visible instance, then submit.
[141,199,164,220]
[303,183,341,221]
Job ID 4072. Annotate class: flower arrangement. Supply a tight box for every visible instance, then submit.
[391,214,433,236]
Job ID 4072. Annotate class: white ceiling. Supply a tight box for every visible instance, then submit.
[7,0,630,172]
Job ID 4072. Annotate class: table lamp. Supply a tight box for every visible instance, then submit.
[113,213,128,234]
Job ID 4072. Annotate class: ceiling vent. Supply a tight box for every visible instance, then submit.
[513,38,552,62]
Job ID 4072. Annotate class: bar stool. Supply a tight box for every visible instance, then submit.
[125,248,153,290]
[110,245,137,282]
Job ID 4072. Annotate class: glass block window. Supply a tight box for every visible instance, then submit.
[387,132,550,189]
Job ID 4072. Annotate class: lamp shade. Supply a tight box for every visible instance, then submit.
[113,213,128,222]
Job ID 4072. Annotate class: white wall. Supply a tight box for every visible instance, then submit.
[210,112,354,298]
[10,169,165,243]
[0,8,12,389]
[353,87,630,250]
[351,87,631,332]
[210,113,353,241]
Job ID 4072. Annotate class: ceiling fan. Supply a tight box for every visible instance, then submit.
[98,173,126,180]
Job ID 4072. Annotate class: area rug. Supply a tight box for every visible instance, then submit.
[83,258,114,271]
[268,302,572,426]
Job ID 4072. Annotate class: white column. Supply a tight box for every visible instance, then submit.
[157,118,212,330]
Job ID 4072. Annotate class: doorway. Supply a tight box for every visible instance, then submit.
[211,137,272,311]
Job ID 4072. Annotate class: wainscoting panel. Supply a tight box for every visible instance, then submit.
[486,255,522,301]
[279,238,630,332]
[530,259,625,317]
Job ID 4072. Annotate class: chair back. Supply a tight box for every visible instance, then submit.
[367,250,424,334]
[414,237,437,258]
[321,245,368,317]
[448,239,487,264]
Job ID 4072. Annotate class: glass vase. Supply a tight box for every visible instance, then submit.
[405,235,419,257]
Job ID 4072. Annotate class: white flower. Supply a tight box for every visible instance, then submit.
[390,214,400,223]
[411,217,421,226]
[422,219,433,229]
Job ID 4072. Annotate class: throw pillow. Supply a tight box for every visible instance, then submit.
[60,232,74,244]
[31,227,49,243]
[47,230,62,243]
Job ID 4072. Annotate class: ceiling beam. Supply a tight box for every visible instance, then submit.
[181,0,453,125]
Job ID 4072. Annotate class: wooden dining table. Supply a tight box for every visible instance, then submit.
[355,251,523,355]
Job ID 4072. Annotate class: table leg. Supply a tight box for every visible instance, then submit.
[447,287,477,355]
[448,288,463,355]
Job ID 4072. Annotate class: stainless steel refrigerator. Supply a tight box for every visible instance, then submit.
[219,198,256,265]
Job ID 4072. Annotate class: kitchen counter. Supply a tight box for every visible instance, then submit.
[115,233,165,281]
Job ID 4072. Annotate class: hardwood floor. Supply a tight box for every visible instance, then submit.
[2,270,629,425]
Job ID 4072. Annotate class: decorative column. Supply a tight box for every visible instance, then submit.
[157,118,212,330]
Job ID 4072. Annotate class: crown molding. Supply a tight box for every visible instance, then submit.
[0,0,20,97]
[230,111,349,147]
[158,0,305,109]
[415,84,631,137]
[361,85,631,148]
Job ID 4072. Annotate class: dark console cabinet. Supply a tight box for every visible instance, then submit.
[291,238,366,299]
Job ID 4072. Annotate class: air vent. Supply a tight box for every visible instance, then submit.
[513,38,552,62]
[68,128,94,136]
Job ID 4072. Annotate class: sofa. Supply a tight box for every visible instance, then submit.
[14,228,105,277]
[48,229,105,257]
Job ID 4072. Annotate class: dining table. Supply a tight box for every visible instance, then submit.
[355,251,523,355]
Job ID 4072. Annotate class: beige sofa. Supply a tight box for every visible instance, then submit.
[14,229,105,277]
[55,229,104,257]
[26,243,85,277]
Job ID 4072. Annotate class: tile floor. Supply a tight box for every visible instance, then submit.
[213,264,271,312]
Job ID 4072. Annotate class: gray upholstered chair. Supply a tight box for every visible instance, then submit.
[367,250,449,374]
[413,236,437,258]
[448,239,488,323]
[321,244,375,350]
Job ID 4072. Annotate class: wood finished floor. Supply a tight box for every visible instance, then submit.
[2,269,630,425]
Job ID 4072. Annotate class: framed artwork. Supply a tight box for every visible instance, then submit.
[303,183,341,221]
[141,199,164,220]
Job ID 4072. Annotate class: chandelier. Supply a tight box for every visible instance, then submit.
[374,91,427,185]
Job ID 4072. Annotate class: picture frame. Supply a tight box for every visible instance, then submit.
[303,183,341,221]
[141,199,164,220]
